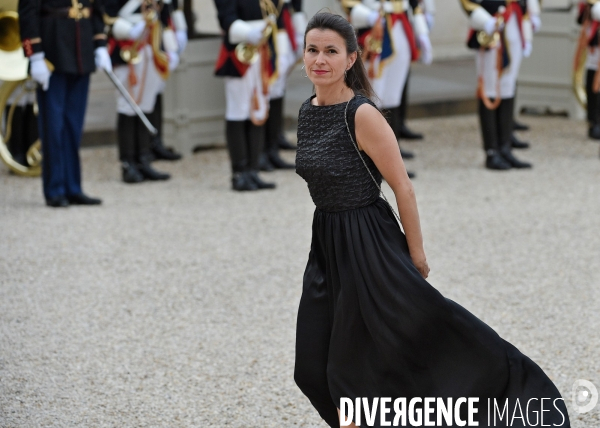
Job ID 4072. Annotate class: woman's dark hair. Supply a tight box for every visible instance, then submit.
[304,12,375,99]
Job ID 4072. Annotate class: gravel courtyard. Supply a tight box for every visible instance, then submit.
[1,114,599,427]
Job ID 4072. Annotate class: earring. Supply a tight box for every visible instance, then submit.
[344,69,348,79]
[301,64,308,78]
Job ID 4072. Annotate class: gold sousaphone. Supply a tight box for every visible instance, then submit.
[0,0,42,177]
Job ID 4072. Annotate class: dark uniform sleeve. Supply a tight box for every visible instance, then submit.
[92,0,108,48]
[18,0,43,56]
[292,0,302,12]
[214,0,238,33]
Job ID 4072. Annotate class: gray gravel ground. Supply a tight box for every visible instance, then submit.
[1,114,599,427]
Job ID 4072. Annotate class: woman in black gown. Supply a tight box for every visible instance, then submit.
[293,12,570,428]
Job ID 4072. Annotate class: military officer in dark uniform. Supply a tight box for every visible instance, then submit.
[214,0,277,191]
[19,0,111,206]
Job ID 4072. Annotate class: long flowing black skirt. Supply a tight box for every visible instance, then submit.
[294,199,569,428]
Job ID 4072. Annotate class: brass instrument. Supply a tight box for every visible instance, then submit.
[0,0,42,176]
[234,0,281,65]
[573,7,594,109]
[476,14,504,49]
[235,23,274,65]
[118,0,162,67]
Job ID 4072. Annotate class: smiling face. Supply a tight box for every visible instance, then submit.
[303,28,357,89]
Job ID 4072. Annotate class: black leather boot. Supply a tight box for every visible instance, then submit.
[149,94,183,160]
[386,106,416,175]
[259,153,275,172]
[398,73,423,140]
[278,132,297,150]
[478,99,511,170]
[136,117,171,180]
[265,98,295,169]
[513,119,529,131]
[247,122,276,189]
[226,121,257,191]
[586,69,600,140]
[118,113,144,183]
[498,98,532,168]
[511,134,530,149]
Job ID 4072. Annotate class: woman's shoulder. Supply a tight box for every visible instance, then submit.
[350,93,378,111]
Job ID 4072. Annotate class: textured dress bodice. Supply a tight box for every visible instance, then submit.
[295,95,383,212]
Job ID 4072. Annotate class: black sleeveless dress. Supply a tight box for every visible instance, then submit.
[294,95,570,428]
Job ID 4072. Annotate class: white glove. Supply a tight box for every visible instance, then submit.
[530,15,541,33]
[29,52,51,91]
[129,21,146,40]
[418,34,433,65]
[168,52,180,71]
[382,1,394,13]
[425,12,435,30]
[523,41,533,58]
[368,10,380,27]
[484,17,502,36]
[94,47,112,72]
[246,27,263,45]
[176,30,188,53]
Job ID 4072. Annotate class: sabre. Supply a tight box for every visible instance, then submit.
[104,69,158,136]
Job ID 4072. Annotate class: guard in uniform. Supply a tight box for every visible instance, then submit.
[214,0,278,191]
[147,0,187,162]
[576,0,600,141]
[19,0,111,206]
[104,0,181,183]
[397,0,436,142]
[460,0,540,170]
[261,0,305,171]
[342,0,433,177]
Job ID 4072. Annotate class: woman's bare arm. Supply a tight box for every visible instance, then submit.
[354,103,430,278]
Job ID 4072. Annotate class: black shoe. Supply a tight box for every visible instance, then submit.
[121,161,145,183]
[232,172,258,191]
[248,170,276,189]
[67,193,102,205]
[278,133,297,150]
[500,149,532,169]
[588,124,600,140]
[511,134,530,149]
[152,136,182,161]
[46,196,69,208]
[513,119,530,131]
[259,153,275,172]
[137,155,171,180]
[399,124,423,140]
[400,149,415,160]
[485,152,512,170]
[268,152,295,169]
[407,171,416,179]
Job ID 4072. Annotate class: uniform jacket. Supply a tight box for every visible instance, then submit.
[460,0,529,49]
[19,0,107,74]
[460,0,527,16]
[214,0,302,78]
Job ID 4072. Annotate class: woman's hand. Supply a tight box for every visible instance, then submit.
[410,250,430,279]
